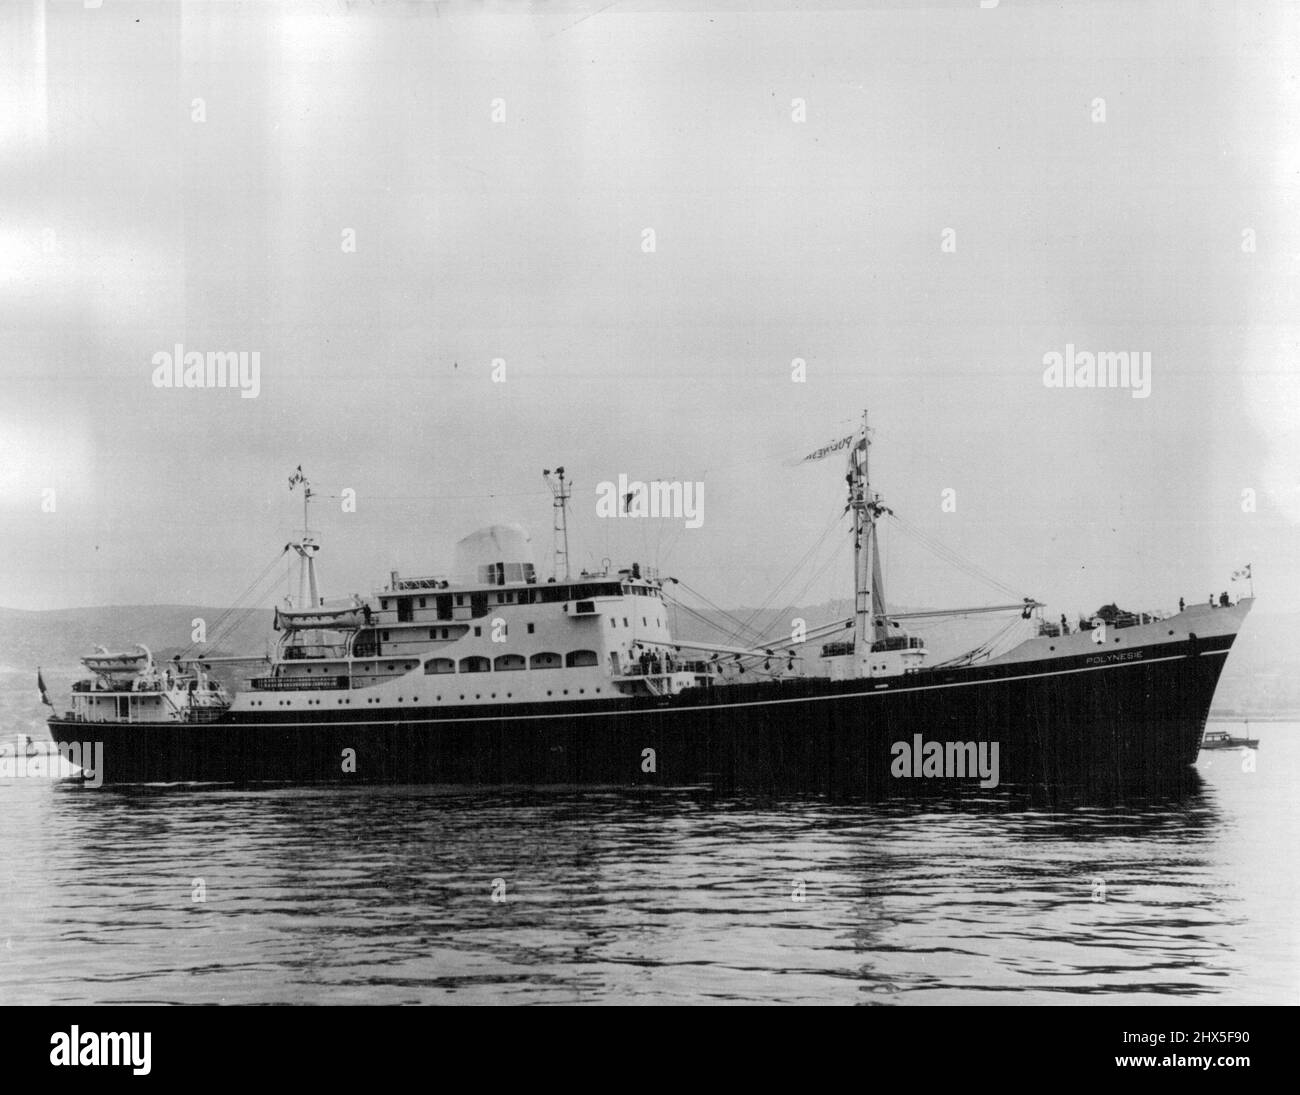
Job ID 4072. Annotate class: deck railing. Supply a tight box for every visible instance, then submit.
[250,675,348,691]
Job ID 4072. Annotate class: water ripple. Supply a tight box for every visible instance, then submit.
[1,727,1295,1004]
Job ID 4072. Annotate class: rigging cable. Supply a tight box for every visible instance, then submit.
[885,513,1027,601]
[176,546,290,660]
[723,500,845,646]
[667,580,769,648]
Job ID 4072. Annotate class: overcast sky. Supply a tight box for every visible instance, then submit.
[1,0,1297,625]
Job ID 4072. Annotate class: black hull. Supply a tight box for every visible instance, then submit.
[47,634,1234,792]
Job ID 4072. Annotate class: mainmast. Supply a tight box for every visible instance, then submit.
[848,410,892,672]
[287,466,320,609]
[543,466,572,581]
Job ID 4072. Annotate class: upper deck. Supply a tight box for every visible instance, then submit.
[369,566,665,628]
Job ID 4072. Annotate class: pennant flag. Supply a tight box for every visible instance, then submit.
[792,432,857,466]
[288,465,305,489]
[37,667,52,708]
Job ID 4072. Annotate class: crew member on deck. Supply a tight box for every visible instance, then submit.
[1179,597,1185,612]
[1220,591,1230,607]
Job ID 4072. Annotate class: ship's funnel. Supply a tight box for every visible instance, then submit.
[453,524,535,585]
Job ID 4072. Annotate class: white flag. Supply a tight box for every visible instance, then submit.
[793,432,857,466]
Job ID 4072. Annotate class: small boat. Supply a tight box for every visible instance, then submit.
[1201,728,1259,750]
[82,644,152,676]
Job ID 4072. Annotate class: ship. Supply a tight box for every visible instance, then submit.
[1201,727,1260,751]
[44,412,1253,790]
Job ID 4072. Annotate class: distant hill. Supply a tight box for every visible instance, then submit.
[0,604,275,676]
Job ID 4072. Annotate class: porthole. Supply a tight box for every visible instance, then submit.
[1049,646,1055,651]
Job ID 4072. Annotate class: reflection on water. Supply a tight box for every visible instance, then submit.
[0,728,1294,1004]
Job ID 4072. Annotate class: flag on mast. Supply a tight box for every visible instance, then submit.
[792,431,858,466]
[1232,564,1251,580]
[37,667,52,708]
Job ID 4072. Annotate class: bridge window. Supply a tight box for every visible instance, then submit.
[459,656,490,673]
[566,650,598,667]
[494,654,526,672]
[423,658,455,675]
[530,652,561,670]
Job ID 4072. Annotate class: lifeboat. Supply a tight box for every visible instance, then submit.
[82,643,152,676]
[273,605,370,631]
